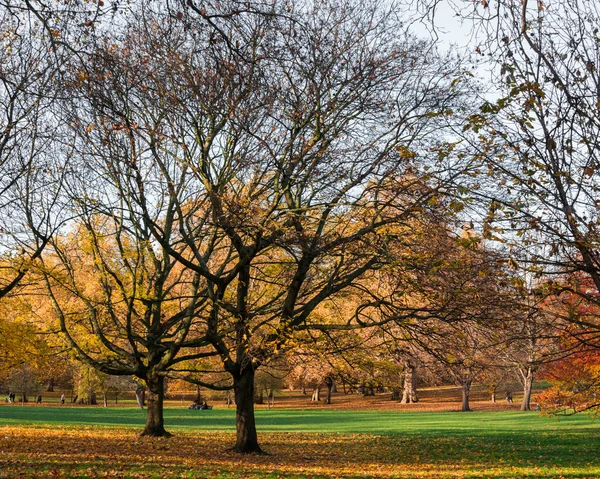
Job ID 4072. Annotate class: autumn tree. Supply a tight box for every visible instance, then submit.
[498,292,562,411]
[450,0,600,318]
[380,222,514,412]
[537,275,600,413]
[40,220,217,436]
[57,0,473,452]
[408,0,600,412]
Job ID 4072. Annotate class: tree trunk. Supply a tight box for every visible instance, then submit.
[103,392,108,408]
[141,375,170,437]
[135,386,145,410]
[488,384,497,403]
[521,368,534,411]
[311,387,321,401]
[233,368,262,453]
[324,377,334,405]
[400,363,418,403]
[47,379,55,392]
[461,380,472,412]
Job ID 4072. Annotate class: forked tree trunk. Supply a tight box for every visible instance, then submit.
[233,368,262,453]
[461,380,472,412]
[47,379,55,392]
[400,363,418,403]
[311,387,321,401]
[141,375,170,437]
[521,368,534,411]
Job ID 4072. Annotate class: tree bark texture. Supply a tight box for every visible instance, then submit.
[400,362,418,404]
[521,368,534,411]
[324,377,334,405]
[233,368,262,453]
[461,380,472,412]
[141,375,170,437]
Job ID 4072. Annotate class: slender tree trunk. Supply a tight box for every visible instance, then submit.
[233,368,262,453]
[324,377,333,405]
[135,386,145,410]
[521,368,534,411]
[141,375,170,437]
[461,380,472,412]
[400,363,418,403]
[103,392,108,408]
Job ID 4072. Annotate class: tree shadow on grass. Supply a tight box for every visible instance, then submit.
[0,423,599,478]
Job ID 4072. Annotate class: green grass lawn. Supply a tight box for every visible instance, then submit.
[0,404,596,434]
[1,405,599,478]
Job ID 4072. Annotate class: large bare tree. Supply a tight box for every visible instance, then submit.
[49,0,472,451]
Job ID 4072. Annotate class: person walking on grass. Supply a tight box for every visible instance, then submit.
[61,394,65,404]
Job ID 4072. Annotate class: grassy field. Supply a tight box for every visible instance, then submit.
[1,404,599,478]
